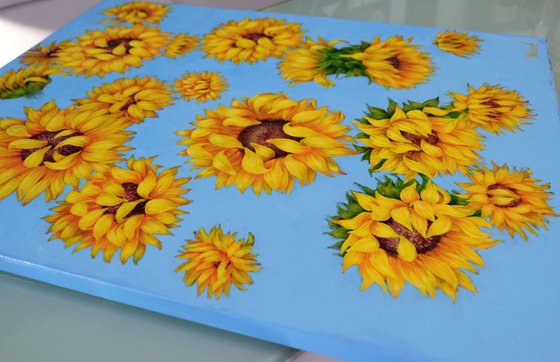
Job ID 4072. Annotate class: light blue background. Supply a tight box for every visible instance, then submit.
[0,1,559,361]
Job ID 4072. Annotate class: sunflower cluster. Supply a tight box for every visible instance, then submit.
[177,93,355,195]
[279,35,433,89]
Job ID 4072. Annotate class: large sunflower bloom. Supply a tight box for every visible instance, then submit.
[101,1,170,25]
[19,41,63,68]
[278,36,342,88]
[165,34,199,59]
[355,105,484,180]
[0,101,132,204]
[175,71,228,103]
[57,24,170,78]
[344,36,433,89]
[0,66,53,99]
[450,84,533,134]
[329,177,498,300]
[433,30,481,57]
[202,17,304,64]
[74,76,175,126]
[176,225,260,299]
[45,157,190,264]
[177,93,355,195]
[457,163,557,239]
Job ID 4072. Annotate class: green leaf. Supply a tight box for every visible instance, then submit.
[387,99,397,115]
[423,97,439,108]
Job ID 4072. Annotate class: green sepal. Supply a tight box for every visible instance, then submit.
[449,192,469,206]
[319,43,369,78]
[0,77,51,100]
[401,97,440,112]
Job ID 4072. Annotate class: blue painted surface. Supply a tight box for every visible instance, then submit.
[0,1,559,361]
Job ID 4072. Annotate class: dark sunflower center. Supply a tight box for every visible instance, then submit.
[377,218,442,255]
[386,56,401,69]
[487,183,522,208]
[237,120,302,158]
[45,47,60,58]
[106,38,134,52]
[243,32,272,42]
[483,100,500,109]
[119,91,140,111]
[401,131,439,146]
[20,130,83,164]
[104,182,147,216]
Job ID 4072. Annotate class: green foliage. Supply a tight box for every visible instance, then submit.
[0,77,51,99]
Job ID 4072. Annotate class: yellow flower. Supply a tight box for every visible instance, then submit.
[19,41,64,68]
[45,157,191,264]
[0,66,53,99]
[74,76,175,125]
[278,36,341,88]
[57,24,170,78]
[175,71,228,103]
[0,101,132,204]
[165,34,199,58]
[176,226,260,299]
[177,93,355,195]
[450,84,533,134]
[457,163,557,239]
[356,105,484,180]
[346,36,433,89]
[101,1,170,25]
[329,178,498,301]
[433,30,481,57]
[202,17,304,64]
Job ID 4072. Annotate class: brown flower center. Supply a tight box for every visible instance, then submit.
[487,183,522,208]
[237,120,302,158]
[118,91,140,111]
[45,47,60,58]
[401,131,439,146]
[104,182,147,216]
[20,131,83,164]
[242,32,272,42]
[377,218,442,255]
[386,56,401,69]
[106,38,134,52]
[483,100,500,109]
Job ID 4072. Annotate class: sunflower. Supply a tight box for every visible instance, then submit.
[19,41,64,68]
[176,225,260,299]
[74,76,175,126]
[101,1,170,25]
[45,157,191,264]
[175,71,228,103]
[278,36,342,88]
[328,177,498,301]
[202,17,304,64]
[344,36,433,89]
[457,163,557,239]
[0,101,132,205]
[355,102,484,180]
[450,84,533,134]
[433,30,481,57]
[0,66,53,99]
[165,34,199,59]
[177,93,355,195]
[56,24,170,78]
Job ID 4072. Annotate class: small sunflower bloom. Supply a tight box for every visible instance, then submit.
[450,84,533,134]
[329,177,498,301]
[177,93,355,195]
[0,66,53,99]
[45,157,191,264]
[0,101,132,204]
[165,34,199,58]
[457,163,557,239]
[74,76,175,126]
[433,30,481,57]
[19,41,64,68]
[175,71,228,103]
[101,1,170,25]
[176,226,261,299]
[57,24,170,78]
[202,17,304,64]
[278,36,342,88]
[355,104,484,180]
[345,36,433,89]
